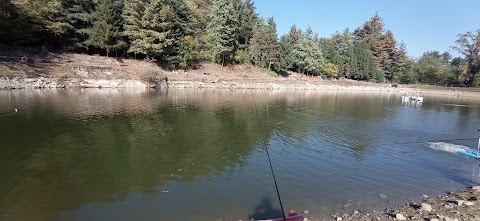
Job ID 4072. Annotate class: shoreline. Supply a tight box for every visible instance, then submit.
[1,77,480,99]
[1,52,480,98]
[326,186,480,221]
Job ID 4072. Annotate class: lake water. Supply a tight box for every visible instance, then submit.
[1,89,480,221]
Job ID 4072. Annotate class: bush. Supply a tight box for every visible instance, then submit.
[322,63,340,78]
[373,69,385,83]
[234,50,250,64]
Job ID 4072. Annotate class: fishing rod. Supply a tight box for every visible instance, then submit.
[477,130,480,158]
[250,91,287,221]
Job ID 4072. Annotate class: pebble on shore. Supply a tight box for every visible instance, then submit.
[328,186,480,221]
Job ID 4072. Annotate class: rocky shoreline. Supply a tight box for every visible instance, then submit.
[327,186,480,221]
[2,76,480,99]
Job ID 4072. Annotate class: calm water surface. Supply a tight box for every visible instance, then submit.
[1,89,480,221]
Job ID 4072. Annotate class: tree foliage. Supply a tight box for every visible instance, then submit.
[451,29,480,86]
[123,0,191,61]
[0,0,37,44]
[14,0,69,37]
[86,0,125,56]
[248,17,279,70]
[353,13,407,82]
[207,0,238,66]
[1,2,479,86]
[61,0,95,49]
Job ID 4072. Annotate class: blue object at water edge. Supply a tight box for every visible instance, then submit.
[458,150,480,159]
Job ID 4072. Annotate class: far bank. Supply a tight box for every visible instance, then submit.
[1,53,480,98]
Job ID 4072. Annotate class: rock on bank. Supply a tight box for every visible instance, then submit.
[0,77,163,89]
[329,186,480,221]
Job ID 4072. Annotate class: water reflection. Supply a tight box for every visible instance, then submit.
[0,89,479,221]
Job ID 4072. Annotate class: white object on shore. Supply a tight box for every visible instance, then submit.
[402,95,424,102]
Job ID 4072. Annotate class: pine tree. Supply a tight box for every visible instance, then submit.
[353,13,385,65]
[248,20,265,67]
[351,41,380,81]
[321,28,354,78]
[207,0,238,66]
[236,0,258,49]
[124,0,175,59]
[186,0,212,32]
[162,0,193,65]
[291,27,324,75]
[381,30,398,81]
[248,17,279,70]
[394,43,416,84]
[87,0,125,56]
[61,0,95,49]
[278,25,301,71]
[354,13,404,82]
[264,17,279,70]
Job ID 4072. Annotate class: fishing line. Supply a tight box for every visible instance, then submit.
[250,91,286,221]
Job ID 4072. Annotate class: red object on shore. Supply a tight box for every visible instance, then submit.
[255,211,305,221]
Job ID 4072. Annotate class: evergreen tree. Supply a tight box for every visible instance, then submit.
[264,17,279,70]
[248,20,266,67]
[320,36,341,73]
[236,0,258,49]
[381,30,398,81]
[353,13,385,65]
[207,0,238,66]
[321,28,354,78]
[124,0,175,59]
[351,41,380,81]
[61,0,95,49]
[291,27,324,75]
[278,25,301,71]
[391,42,415,83]
[278,35,291,71]
[354,13,405,82]
[248,17,279,70]
[186,0,212,32]
[87,0,125,56]
[177,35,200,69]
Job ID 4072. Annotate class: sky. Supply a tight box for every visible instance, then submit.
[254,0,480,59]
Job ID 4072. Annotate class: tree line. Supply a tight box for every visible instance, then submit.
[1,0,479,86]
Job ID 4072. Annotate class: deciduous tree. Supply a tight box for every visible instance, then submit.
[451,29,480,86]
